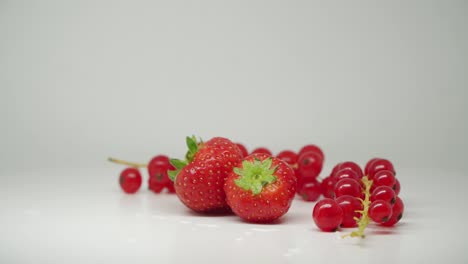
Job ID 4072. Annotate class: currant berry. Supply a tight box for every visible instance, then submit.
[335,195,363,228]
[337,161,363,179]
[148,155,175,193]
[298,144,324,162]
[235,143,249,158]
[334,168,360,182]
[321,176,337,198]
[373,170,396,188]
[371,186,396,204]
[119,168,142,194]
[313,198,343,232]
[367,159,395,179]
[276,150,298,166]
[334,178,362,198]
[394,178,401,195]
[364,158,381,176]
[380,196,404,227]
[148,167,170,193]
[251,147,272,156]
[299,178,322,202]
[330,163,343,178]
[369,200,392,223]
[298,152,323,178]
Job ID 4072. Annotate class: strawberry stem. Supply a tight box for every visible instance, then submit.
[108,157,147,168]
[343,176,373,238]
[234,158,277,195]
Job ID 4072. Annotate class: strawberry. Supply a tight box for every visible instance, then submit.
[169,136,242,213]
[224,153,297,223]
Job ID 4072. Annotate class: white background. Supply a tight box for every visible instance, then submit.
[1,0,467,171]
[1,1,468,263]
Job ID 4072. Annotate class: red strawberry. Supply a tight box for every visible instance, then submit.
[169,136,242,213]
[224,153,297,223]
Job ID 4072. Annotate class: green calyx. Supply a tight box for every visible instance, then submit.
[168,135,202,182]
[234,158,277,195]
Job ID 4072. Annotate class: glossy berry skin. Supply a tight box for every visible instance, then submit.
[119,168,142,194]
[364,158,381,176]
[148,155,175,193]
[321,176,337,198]
[174,137,243,213]
[297,152,323,178]
[251,147,273,156]
[313,198,343,232]
[298,144,324,162]
[367,159,395,179]
[329,163,343,179]
[381,196,404,227]
[235,143,249,158]
[298,178,322,202]
[337,161,363,179]
[334,168,360,182]
[373,170,396,189]
[276,150,298,166]
[369,200,393,223]
[334,178,362,198]
[371,186,396,204]
[394,178,401,195]
[335,195,363,228]
[225,154,296,223]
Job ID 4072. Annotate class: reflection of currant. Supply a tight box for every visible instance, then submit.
[108,155,176,194]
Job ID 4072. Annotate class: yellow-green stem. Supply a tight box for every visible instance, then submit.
[343,176,373,238]
[108,157,147,168]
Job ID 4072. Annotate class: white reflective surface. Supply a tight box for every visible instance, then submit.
[0,168,466,263]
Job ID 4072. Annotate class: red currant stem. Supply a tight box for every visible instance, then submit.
[108,157,147,168]
[342,176,373,238]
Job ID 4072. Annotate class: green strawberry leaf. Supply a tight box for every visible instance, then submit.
[168,170,179,182]
[170,159,187,169]
[186,136,198,155]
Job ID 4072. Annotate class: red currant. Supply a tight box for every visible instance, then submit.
[335,195,363,228]
[313,198,343,232]
[334,168,360,182]
[337,161,363,179]
[380,196,404,227]
[276,150,298,166]
[330,163,343,177]
[235,143,249,158]
[119,168,142,194]
[298,178,322,202]
[251,147,272,156]
[369,200,392,223]
[298,144,324,162]
[364,158,381,176]
[165,182,176,193]
[334,178,362,198]
[367,159,395,179]
[394,178,401,195]
[321,176,337,198]
[298,152,323,178]
[371,186,396,204]
[373,170,396,188]
[148,155,175,193]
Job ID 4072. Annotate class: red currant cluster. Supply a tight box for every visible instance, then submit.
[110,155,176,194]
[312,158,404,237]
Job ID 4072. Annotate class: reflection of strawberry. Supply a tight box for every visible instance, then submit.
[224,153,296,223]
[169,136,242,213]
